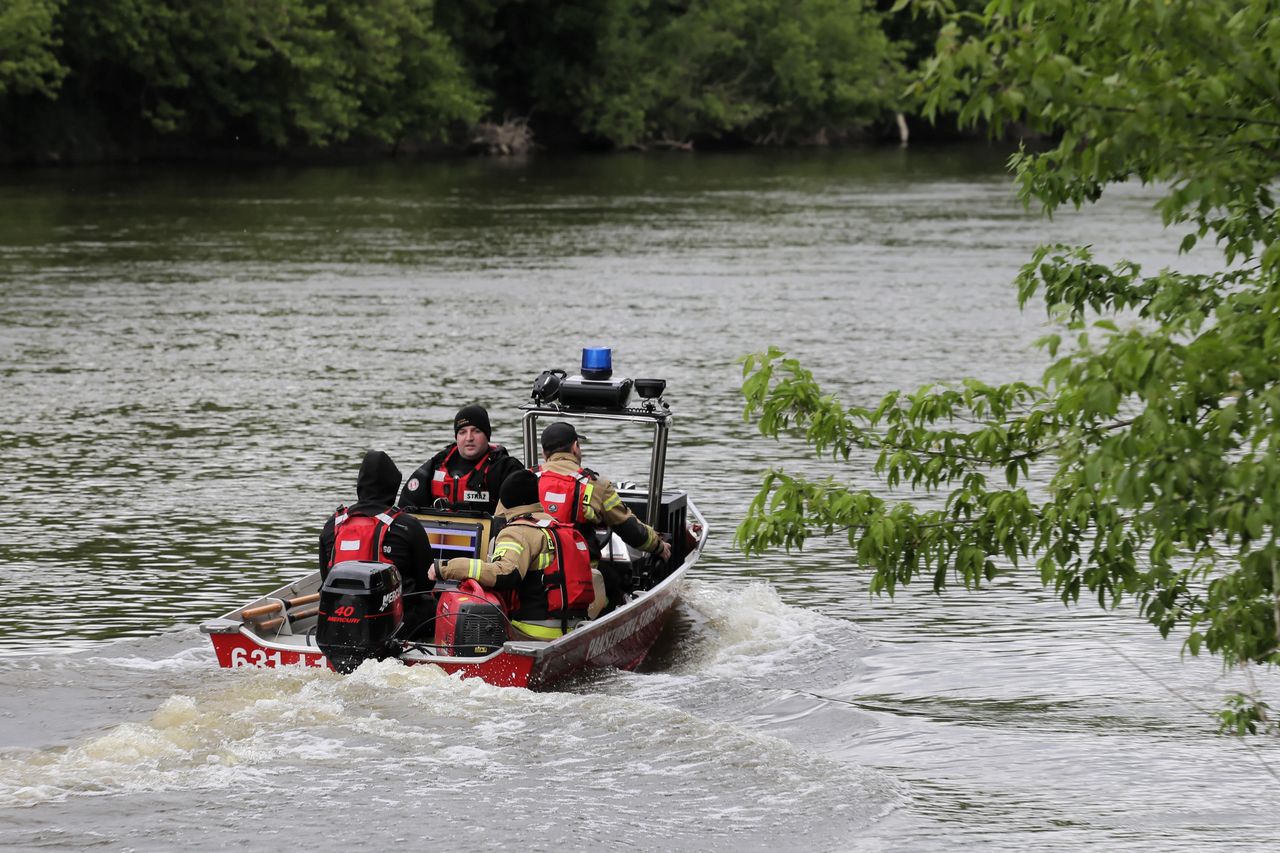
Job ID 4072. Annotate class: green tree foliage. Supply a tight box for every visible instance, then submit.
[1,0,910,154]
[6,0,483,150]
[0,0,66,98]
[606,0,905,145]
[738,0,1280,729]
[74,0,484,146]
[481,0,904,147]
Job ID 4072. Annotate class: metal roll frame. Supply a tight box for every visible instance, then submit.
[520,403,670,527]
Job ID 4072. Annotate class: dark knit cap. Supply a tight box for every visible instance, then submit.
[454,404,491,438]
[541,421,584,454]
[499,469,540,509]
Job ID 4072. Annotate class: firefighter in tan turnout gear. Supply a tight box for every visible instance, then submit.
[523,421,672,612]
[533,422,672,558]
[433,469,605,639]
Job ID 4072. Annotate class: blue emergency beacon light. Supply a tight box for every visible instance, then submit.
[556,345,634,408]
[581,346,613,380]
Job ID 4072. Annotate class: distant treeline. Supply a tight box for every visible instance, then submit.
[0,0,947,163]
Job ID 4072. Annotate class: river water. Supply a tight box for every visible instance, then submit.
[1,148,1276,851]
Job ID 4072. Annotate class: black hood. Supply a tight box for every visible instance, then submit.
[355,450,402,505]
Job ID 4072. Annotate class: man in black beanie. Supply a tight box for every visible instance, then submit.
[400,403,525,515]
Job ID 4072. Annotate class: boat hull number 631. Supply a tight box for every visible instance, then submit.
[228,646,328,668]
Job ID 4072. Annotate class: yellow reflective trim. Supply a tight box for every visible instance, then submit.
[494,541,525,556]
[510,620,566,639]
[602,492,622,511]
[581,484,599,521]
[468,559,483,580]
[537,529,555,570]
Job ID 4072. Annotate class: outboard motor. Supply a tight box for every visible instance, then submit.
[317,560,403,673]
[434,580,508,657]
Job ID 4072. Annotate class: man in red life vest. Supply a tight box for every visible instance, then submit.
[432,469,606,639]
[526,421,672,609]
[399,404,524,516]
[319,450,435,637]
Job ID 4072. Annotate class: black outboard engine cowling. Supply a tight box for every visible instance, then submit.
[317,560,403,673]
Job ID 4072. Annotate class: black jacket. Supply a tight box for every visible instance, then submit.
[319,450,435,635]
[399,442,525,516]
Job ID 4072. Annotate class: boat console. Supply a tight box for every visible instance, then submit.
[409,508,497,562]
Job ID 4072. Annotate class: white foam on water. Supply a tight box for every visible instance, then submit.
[470,686,898,841]
[0,692,278,807]
[674,579,860,679]
[0,660,425,806]
[0,595,885,842]
[83,644,211,672]
[0,634,896,851]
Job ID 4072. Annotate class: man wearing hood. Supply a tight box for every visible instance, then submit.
[432,469,606,639]
[400,404,525,516]
[319,450,435,637]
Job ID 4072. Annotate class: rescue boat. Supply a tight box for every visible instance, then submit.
[200,352,709,689]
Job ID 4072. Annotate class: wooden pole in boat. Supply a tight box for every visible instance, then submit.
[254,607,320,633]
[241,593,320,620]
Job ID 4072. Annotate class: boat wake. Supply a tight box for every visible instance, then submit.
[0,581,897,850]
[622,578,870,691]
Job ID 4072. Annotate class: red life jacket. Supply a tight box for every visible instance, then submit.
[510,517,595,617]
[432,445,498,507]
[328,507,401,567]
[536,466,593,524]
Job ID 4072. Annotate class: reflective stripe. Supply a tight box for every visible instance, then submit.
[537,529,555,570]
[375,513,396,526]
[602,493,622,511]
[544,490,569,503]
[468,559,483,580]
[334,512,349,525]
[509,619,566,639]
[494,541,524,557]
[433,470,447,481]
[339,540,361,551]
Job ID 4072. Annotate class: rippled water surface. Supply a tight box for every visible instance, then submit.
[1,149,1276,851]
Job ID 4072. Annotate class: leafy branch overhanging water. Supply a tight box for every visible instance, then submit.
[737,0,1280,735]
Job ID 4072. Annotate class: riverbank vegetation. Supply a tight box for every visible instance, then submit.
[1,0,916,163]
[739,0,1280,734]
